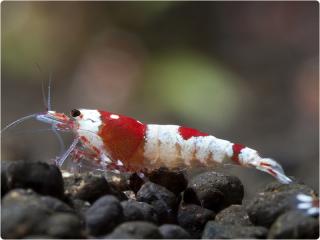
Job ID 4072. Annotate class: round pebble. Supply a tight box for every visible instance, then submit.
[106,221,162,239]
[64,172,127,203]
[148,167,188,195]
[85,195,124,236]
[40,196,75,214]
[71,198,91,216]
[184,171,244,212]
[45,213,85,238]
[246,182,315,227]
[159,224,191,239]
[2,189,52,238]
[121,199,159,224]
[7,161,65,199]
[268,210,319,238]
[202,221,268,239]
[136,182,178,224]
[177,203,215,238]
[215,204,252,226]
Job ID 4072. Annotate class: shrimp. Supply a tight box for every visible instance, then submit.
[1,79,292,183]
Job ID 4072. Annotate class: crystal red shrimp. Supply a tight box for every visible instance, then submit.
[29,108,291,184]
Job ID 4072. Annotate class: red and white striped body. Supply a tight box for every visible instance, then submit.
[71,109,291,184]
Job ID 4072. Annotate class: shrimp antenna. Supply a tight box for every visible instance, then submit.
[1,113,39,134]
[41,76,48,110]
[35,63,52,111]
[47,71,52,111]
[46,73,66,155]
[35,62,49,110]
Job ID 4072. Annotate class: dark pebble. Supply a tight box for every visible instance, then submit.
[202,221,268,239]
[177,203,215,238]
[44,213,85,238]
[71,198,91,216]
[136,182,178,224]
[215,204,252,226]
[85,195,124,236]
[268,210,319,239]
[246,182,315,227]
[148,167,188,195]
[40,196,75,214]
[184,171,244,212]
[106,221,162,239]
[159,224,191,239]
[262,180,309,192]
[7,161,64,199]
[1,189,52,238]
[121,199,159,224]
[63,171,127,203]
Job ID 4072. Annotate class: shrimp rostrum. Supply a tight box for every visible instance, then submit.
[3,107,292,184]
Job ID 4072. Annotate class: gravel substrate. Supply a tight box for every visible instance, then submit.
[1,160,319,239]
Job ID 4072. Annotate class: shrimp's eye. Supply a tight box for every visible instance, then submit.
[71,109,81,118]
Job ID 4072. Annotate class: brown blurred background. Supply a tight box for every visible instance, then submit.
[1,2,318,198]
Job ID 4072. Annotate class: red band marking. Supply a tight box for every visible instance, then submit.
[178,126,208,140]
[260,162,271,167]
[98,111,146,162]
[231,143,245,164]
[80,136,89,143]
[267,168,277,177]
[92,146,101,154]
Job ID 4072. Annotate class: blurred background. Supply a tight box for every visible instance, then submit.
[1,2,318,199]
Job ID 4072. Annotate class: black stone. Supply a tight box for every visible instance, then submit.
[202,221,268,239]
[64,172,127,203]
[121,199,159,224]
[177,203,215,238]
[45,213,85,238]
[71,198,91,216]
[148,167,188,195]
[159,224,191,239]
[246,182,315,227]
[184,171,244,212]
[7,161,65,199]
[106,221,162,239]
[136,182,178,224]
[85,195,124,236]
[1,189,52,238]
[215,204,252,226]
[268,210,319,239]
[40,196,75,214]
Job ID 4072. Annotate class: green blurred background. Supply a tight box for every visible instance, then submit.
[1,2,318,198]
